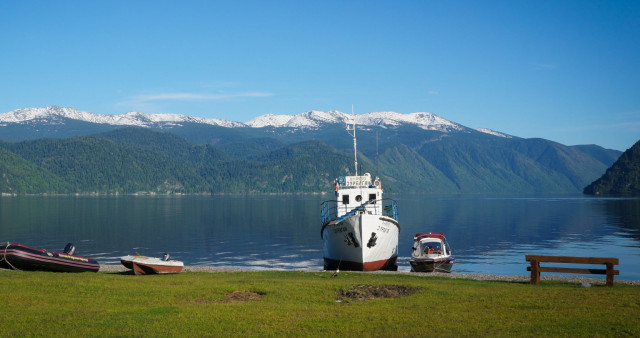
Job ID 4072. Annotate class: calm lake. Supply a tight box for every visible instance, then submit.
[1,194,639,280]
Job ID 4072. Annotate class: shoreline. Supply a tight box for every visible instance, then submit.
[98,264,640,285]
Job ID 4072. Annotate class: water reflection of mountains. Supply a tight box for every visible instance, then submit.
[602,198,640,233]
[1,195,639,274]
[398,195,640,251]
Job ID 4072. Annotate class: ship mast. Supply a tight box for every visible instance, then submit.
[346,106,358,176]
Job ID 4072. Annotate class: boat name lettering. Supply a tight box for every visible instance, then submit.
[376,225,389,233]
[333,226,347,233]
[58,254,89,262]
[345,176,370,187]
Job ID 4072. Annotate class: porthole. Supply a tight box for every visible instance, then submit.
[355,195,362,202]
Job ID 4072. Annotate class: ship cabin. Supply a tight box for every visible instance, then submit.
[333,173,383,218]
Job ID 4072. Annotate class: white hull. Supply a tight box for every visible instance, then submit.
[322,213,399,271]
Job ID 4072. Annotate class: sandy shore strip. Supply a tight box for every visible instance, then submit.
[99,264,640,285]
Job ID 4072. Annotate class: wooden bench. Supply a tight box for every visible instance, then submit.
[525,255,620,287]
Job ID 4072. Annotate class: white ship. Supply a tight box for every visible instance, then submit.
[320,118,400,271]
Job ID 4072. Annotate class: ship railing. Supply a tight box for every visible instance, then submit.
[320,198,398,225]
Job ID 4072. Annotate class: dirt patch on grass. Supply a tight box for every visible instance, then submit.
[225,291,264,302]
[191,298,217,304]
[190,291,264,304]
[337,284,416,301]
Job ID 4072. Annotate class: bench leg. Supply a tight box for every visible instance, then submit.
[606,262,614,287]
[530,260,540,285]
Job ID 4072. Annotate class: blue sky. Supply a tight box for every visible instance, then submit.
[1,1,638,150]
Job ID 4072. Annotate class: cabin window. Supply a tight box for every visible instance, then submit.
[368,194,376,202]
[342,195,349,204]
[422,242,442,254]
[355,195,362,202]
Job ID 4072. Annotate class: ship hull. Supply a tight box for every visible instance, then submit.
[322,213,399,271]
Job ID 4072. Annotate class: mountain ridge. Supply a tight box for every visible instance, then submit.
[1,106,494,136]
[0,106,626,195]
[0,106,244,128]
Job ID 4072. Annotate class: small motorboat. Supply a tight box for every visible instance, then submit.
[0,242,99,273]
[121,253,183,275]
[409,232,455,273]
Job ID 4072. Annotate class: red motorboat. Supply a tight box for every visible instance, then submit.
[0,243,99,273]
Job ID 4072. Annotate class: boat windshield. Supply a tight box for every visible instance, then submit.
[421,241,442,254]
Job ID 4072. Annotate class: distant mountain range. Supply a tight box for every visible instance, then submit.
[0,106,502,139]
[0,106,472,130]
[0,106,624,195]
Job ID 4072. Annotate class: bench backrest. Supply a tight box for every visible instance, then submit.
[525,255,618,265]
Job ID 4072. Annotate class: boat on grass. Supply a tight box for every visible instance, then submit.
[121,253,183,275]
[409,232,455,273]
[320,117,400,271]
[120,254,141,269]
[0,242,99,273]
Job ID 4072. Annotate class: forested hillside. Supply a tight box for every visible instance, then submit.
[0,147,70,194]
[0,129,360,195]
[0,126,622,195]
[584,140,640,196]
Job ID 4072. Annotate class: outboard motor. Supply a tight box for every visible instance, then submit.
[162,252,170,261]
[63,243,76,255]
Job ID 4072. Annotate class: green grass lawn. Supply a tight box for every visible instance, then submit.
[1,270,638,336]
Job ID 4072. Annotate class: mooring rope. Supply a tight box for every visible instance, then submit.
[433,258,452,273]
[0,242,8,264]
[1,242,20,271]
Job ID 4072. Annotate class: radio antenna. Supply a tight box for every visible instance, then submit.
[346,105,357,176]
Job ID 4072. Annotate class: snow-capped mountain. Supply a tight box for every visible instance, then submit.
[475,128,512,138]
[247,110,345,128]
[245,110,467,133]
[0,106,245,128]
[0,106,477,133]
